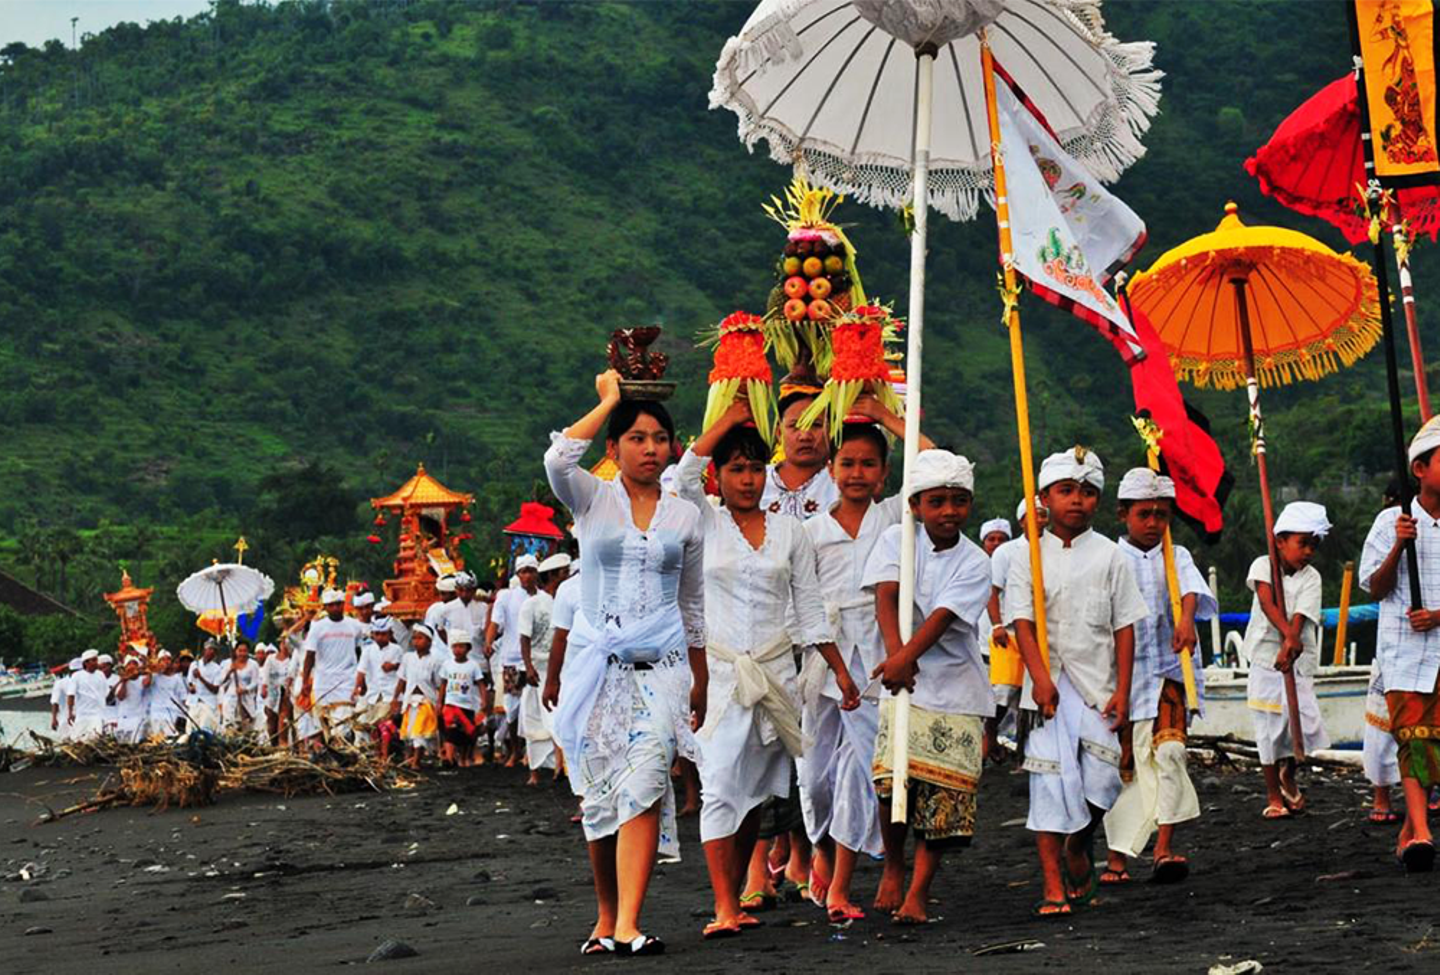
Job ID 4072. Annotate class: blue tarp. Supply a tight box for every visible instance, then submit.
[1217,603,1379,629]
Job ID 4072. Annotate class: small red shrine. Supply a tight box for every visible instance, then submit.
[370,464,474,621]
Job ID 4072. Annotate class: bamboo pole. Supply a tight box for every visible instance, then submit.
[888,43,937,824]
[1233,275,1306,762]
[980,36,1051,686]
[1332,560,1355,668]
[1140,438,1200,710]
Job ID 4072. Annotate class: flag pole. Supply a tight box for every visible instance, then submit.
[1349,0,1424,608]
[888,42,938,825]
[981,36,1051,680]
[1390,212,1433,421]
[1333,560,1355,668]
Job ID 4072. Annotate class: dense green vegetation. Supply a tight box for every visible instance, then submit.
[0,0,1427,659]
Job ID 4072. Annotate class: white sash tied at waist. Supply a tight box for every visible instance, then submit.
[704,638,805,757]
[798,598,874,706]
[552,608,685,759]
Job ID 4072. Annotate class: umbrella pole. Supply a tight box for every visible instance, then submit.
[1369,195,1425,608]
[1233,277,1306,762]
[889,44,937,825]
[981,38,1051,673]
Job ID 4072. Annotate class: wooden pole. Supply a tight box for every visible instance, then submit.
[1332,560,1355,668]
[1208,565,1222,664]
[1233,276,1306,762]
[1393,219,1433,421]
[981,36,1051,682]
[1142,443,1200,710]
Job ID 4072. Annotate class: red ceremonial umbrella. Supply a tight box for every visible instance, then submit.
[1246,72,1440,417]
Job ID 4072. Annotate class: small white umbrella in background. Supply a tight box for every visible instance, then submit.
[711,0,1160,820]
[176,563,275,628]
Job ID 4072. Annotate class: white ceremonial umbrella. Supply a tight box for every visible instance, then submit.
[712,0,1159,820]
[176,563,275,621]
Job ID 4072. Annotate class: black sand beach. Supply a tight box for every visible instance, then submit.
[1,756,1436,973]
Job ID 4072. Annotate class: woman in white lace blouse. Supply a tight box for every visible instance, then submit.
[543,369,707,958]
[676,398,858,939]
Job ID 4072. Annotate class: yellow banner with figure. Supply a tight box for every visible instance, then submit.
[1355,0,1440,179]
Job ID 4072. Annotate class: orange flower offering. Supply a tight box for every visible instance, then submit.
[703,311,777,444]
[708,312,771,384]
[799,304,905,441]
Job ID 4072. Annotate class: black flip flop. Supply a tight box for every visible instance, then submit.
[1151,856,1190,884]
[580,937,615,956]
[615,934,666,957]
[1401,839,1436,874]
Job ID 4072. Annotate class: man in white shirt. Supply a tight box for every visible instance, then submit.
[486,555,540,767]
[424,575,459,639]
[188,640,224,732]
[50,658,80,739]
[444,572,491,670]
[98,654,120,735]
[68,649,110,740]
[112,656,152,743]
[301,589,369,744]
[519,553,571,784]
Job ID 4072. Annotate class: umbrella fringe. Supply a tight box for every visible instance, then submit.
[1170,308,1383,391]
[709,0,1163,220]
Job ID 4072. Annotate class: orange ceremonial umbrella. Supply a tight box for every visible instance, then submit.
[1127,201,1382,761]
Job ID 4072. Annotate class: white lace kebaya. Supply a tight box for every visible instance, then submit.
[544,432,705,858]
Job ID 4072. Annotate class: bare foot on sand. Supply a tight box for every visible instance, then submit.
[873,865,904,914]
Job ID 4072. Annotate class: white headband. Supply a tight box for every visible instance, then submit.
[1273,501,1331,539]
[1116,468,1175,501]
[1038,447,1105,492]
[908,449,975,498]
[979,518,1011,540]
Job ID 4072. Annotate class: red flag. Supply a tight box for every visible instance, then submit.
[1116,294,1232,541]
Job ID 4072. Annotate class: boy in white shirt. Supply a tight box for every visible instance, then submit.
[864,449,993,926]
[1243,501,1331,819]
[1101,469,1217,885]
[1005,447,1147,918]
[188,641,224,732]
[437,629,487,767]
[391,622,443,768]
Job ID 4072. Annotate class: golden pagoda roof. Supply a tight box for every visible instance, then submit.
[371,463,474,509]
[590,456,619,481]
[104,570,153,606]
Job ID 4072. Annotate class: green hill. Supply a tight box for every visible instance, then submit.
[0,0,1426,656]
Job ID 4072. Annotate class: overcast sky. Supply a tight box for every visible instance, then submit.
[0,1,213,48]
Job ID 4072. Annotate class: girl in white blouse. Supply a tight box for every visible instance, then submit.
[544,370,707,958]
[676,397,858,939]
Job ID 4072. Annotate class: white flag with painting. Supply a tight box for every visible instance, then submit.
[994,74,1145,345]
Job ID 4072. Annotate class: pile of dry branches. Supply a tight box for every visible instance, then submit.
[16,731,419,822]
